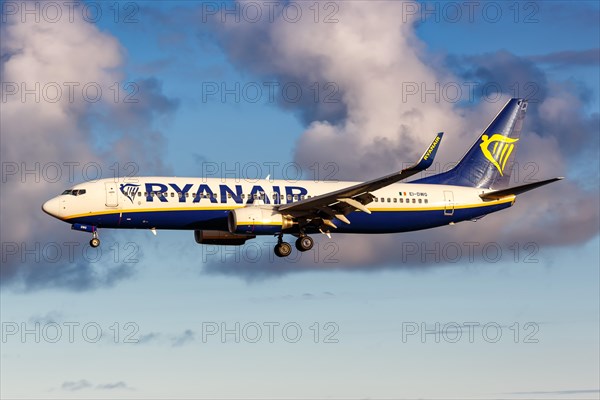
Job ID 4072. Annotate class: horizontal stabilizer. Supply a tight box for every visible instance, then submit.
[480,177,563,200]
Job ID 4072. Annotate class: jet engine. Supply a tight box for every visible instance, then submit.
[228,207,294,234]
[194,230,255,246]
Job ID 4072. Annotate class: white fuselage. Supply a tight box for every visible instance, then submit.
[42,177,515,234]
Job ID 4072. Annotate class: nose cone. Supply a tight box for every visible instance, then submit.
[42,197,60,218]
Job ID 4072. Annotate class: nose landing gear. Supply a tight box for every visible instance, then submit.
[71,223,101,247]
[89,231,100,248]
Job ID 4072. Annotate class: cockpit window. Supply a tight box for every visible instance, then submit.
[61,189,86,196]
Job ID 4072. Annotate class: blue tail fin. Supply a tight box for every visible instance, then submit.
[415,98,528,189]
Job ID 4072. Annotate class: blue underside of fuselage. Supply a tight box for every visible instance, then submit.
[66,202,512,235]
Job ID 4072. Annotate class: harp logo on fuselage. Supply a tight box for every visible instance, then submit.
[120,183,140,203]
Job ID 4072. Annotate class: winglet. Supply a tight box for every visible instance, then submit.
[409,132,443,172]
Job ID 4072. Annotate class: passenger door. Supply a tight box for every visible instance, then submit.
[443,190,454,216]
[105,182,119,207]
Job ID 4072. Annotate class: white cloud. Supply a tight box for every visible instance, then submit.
[204,0,599,272]
[0,7,175,290]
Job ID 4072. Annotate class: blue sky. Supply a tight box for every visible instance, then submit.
[1,1,599,398]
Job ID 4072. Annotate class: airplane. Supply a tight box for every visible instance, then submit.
[42,98,562,257]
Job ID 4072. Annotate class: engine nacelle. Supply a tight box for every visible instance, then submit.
[228,207,293,235]
[194,230,255,246]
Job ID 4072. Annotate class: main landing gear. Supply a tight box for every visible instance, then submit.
[274,240,292,258]
[273,233,314,257]
[295,235,314,252]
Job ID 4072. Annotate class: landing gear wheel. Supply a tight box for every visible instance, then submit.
[90,238,100,248]
[295,236,314,252]
[274,242,292,258]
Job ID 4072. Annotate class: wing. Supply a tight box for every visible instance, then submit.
[277,132,444,233]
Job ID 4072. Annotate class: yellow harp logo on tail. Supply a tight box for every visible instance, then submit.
[479,134,519,176]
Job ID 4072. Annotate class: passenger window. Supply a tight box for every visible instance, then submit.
[380,197,384,202]
[412,198,416,203]
[287,194,292,201]
[393,198,397,203]
[293,195,298,201]
[418,198,422,203]
[178,192,182,198]
[171,192,175,198]
[387,198,390,203]
[424,199,428,204]
[374,198,378,202]
[399,198,403,203]
[138,192,142,197]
